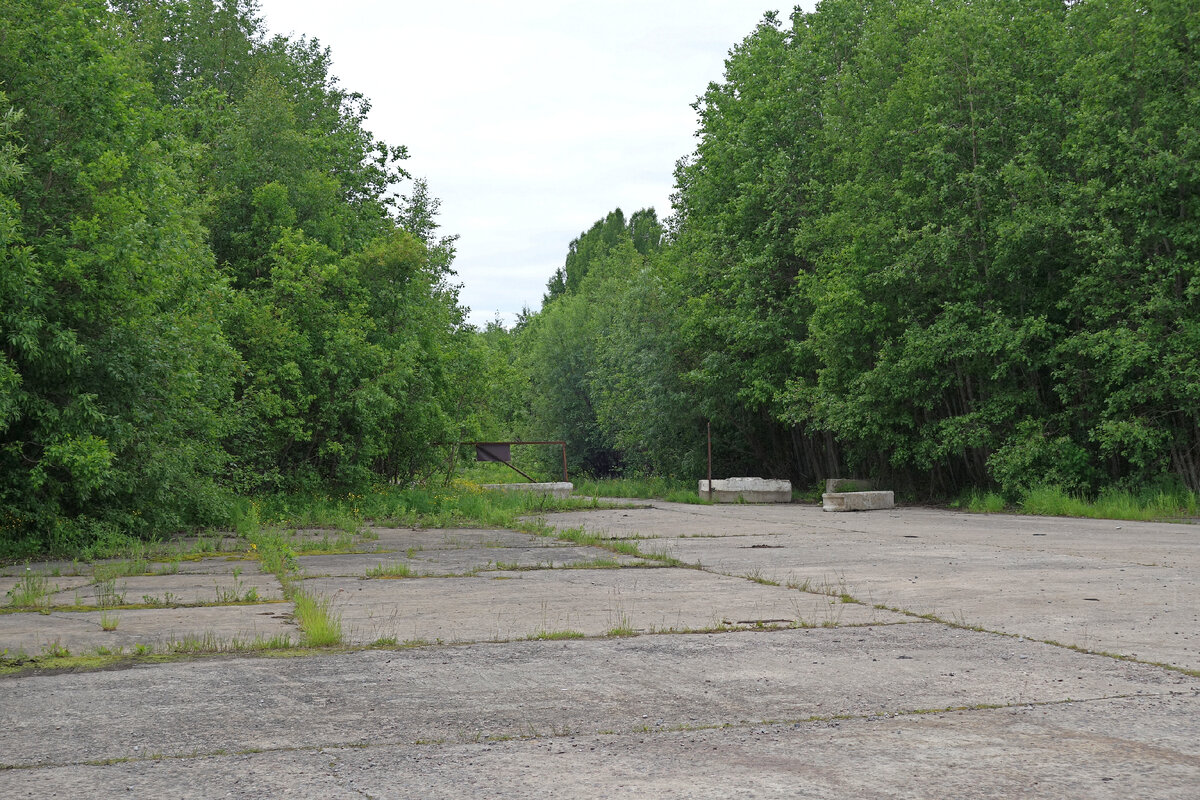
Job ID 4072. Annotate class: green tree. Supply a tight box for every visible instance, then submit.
[0,1,239,549]
[1051,0,1200,491]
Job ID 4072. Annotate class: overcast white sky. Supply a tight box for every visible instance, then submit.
[254,1,813,327]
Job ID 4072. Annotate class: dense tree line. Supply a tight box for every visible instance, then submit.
[0,0,501,550]
[520,0,1200,498]
[3,0,1197,551]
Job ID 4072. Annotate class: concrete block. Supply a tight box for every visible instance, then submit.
[825,478,876,493]
[481,482,573,499]
[699,477,792,504]
[822,490,894,512]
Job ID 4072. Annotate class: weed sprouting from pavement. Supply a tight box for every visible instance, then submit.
[605,615,638,637]
[213,567,260,603]
[293,592,343,647]
[742,568,780,586]
[366,561,414,579]
[527,629,586,641]
[167,632,224,654]
[6,568,51,607]
[94,578,125,608]
[41,641,69,658]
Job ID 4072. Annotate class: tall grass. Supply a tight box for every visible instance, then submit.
[292,592,343,647]
[962,484,1198,522]
[1020,485,1198,521]
[247,481,604,532]
[571,477,708,503]
[962,490,1006,513]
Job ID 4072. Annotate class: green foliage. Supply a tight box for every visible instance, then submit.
[962,491,1006,515]
[1018,485,1199,523]
[1,0,497,554]
[292,591,342,647]
[5,0,1199,555]
[571,477,701,502]
[521,0,1200,498]
[522,208,703,478]
[247,482,604,534]
[0,1,240,550]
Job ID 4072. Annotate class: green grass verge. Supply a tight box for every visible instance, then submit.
[570,476,710,503]
[958,484,1199,522]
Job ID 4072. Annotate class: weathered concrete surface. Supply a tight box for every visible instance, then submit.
[1,627,1197,798]
[297,544,644,577]
[823,490,895,511]
[542,506,1200,671]
[2,503,1199,798]
[543,502,1200,671]
[75,571,283,605]
[9,700,1200,800]
[700,477,792,503]
[367,527,550,551]
[298,568,903,644]
[0,603,293,656]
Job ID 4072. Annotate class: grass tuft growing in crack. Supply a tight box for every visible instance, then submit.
[244,525,342,648]
[546,526,689,567]
[292,591,343,647]
[5,568,51,608]
[366,562,414,578]
[527,629,585,641]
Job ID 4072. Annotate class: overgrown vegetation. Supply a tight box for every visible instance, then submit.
[291,591,342,647]
[3,0,1199,560]
[513,0,1200,504]
[0,0,508,556]
[571,477,708,505]
[961,484,1200,522]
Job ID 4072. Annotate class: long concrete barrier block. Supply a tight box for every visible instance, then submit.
[699,477,793,503]
[822,490,894,512]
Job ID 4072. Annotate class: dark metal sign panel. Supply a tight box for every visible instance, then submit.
[475,443,512,463]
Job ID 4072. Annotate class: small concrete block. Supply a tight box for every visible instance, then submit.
[699,477,792,504]
[822,491,894,512]
[481,482,573,499]
[825,478,876,493]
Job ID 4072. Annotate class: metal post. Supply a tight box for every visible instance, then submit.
[707,420,713,502]
[561,442,569,482]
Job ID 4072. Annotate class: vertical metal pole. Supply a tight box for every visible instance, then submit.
[561,442,569,482]
[707,421,713,502]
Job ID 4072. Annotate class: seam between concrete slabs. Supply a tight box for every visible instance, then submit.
[3,691,1192,773]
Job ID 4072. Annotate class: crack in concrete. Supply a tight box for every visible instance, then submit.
[2,691,1189,773]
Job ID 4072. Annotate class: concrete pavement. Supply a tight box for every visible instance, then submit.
[1,502,1198,798]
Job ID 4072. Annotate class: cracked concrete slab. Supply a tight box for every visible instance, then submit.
[297,544,644,578]
[72,572,284,606]
[298,568,905,644]
[0,603,294,656]
[155,556,263,576]
[544,503,1200,670]
[69,693,1192,800]
[1,575,92,603]
[0,627,1196,797]
[2,503,1199,798]
[366,527,561,552]
[18,696,1195,800]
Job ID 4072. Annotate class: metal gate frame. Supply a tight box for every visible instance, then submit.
[436,441,568,483]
